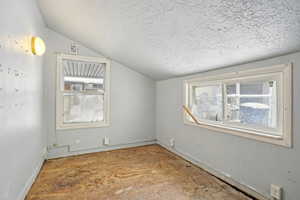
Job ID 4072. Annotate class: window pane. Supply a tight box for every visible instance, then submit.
[226,80,277,130]
[226,84,236,95]
[240,81,271,95]
[191,85,223,122]
[226,96,240,122]
[240,97,274,128]
[63,59,106,92]
[63,94,104,123]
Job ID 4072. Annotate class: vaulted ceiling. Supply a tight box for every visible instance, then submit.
[38,0,300,80]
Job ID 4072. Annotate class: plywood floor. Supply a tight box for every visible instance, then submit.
[26,145,253,200]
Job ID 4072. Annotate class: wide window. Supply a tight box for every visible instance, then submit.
[184,64,292,147]
[56,54,110,129]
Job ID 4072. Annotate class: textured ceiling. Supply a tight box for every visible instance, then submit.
[38,0,300,80]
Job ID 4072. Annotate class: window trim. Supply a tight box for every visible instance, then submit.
[56,53,110,130]
[183,63,292,147]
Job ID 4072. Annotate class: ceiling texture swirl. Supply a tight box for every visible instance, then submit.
[38,0,300,80]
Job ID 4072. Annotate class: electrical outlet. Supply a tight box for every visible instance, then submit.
[75,139,81,144]
[170,138,175,148]
[103,136,110,145]
[271,184,282,200]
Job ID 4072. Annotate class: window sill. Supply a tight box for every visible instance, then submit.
[56,122,110,130]
[183,119,291,148]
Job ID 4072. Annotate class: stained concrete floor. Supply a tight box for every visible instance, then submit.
[26,145,254,200]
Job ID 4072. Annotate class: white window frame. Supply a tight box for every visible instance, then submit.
[56,54,110,130]
[183,63,292,147]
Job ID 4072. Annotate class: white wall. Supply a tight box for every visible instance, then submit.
[44,29,156,157]
[0,0,46,200]
[156,52,300,200]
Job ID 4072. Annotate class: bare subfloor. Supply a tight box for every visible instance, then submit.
[26,145,253,200]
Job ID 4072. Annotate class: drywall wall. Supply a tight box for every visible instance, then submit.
[156,52,300,200]
[44,29,156,158]
[0,0,46,200]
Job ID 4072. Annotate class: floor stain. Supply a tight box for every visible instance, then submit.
[26,145,254,200]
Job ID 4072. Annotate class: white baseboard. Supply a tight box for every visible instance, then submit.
[47,139,157,159]
[17,148,46,200]
[157,141,270,200]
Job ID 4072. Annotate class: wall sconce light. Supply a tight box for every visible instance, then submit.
[31,36,46,56]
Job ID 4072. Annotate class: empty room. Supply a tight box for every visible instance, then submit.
[1,0,299,200]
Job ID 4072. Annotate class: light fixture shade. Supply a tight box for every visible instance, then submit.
[31,37,46,56]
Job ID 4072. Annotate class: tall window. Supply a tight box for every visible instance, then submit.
[56,54,110,129]
[184,64,292,147]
